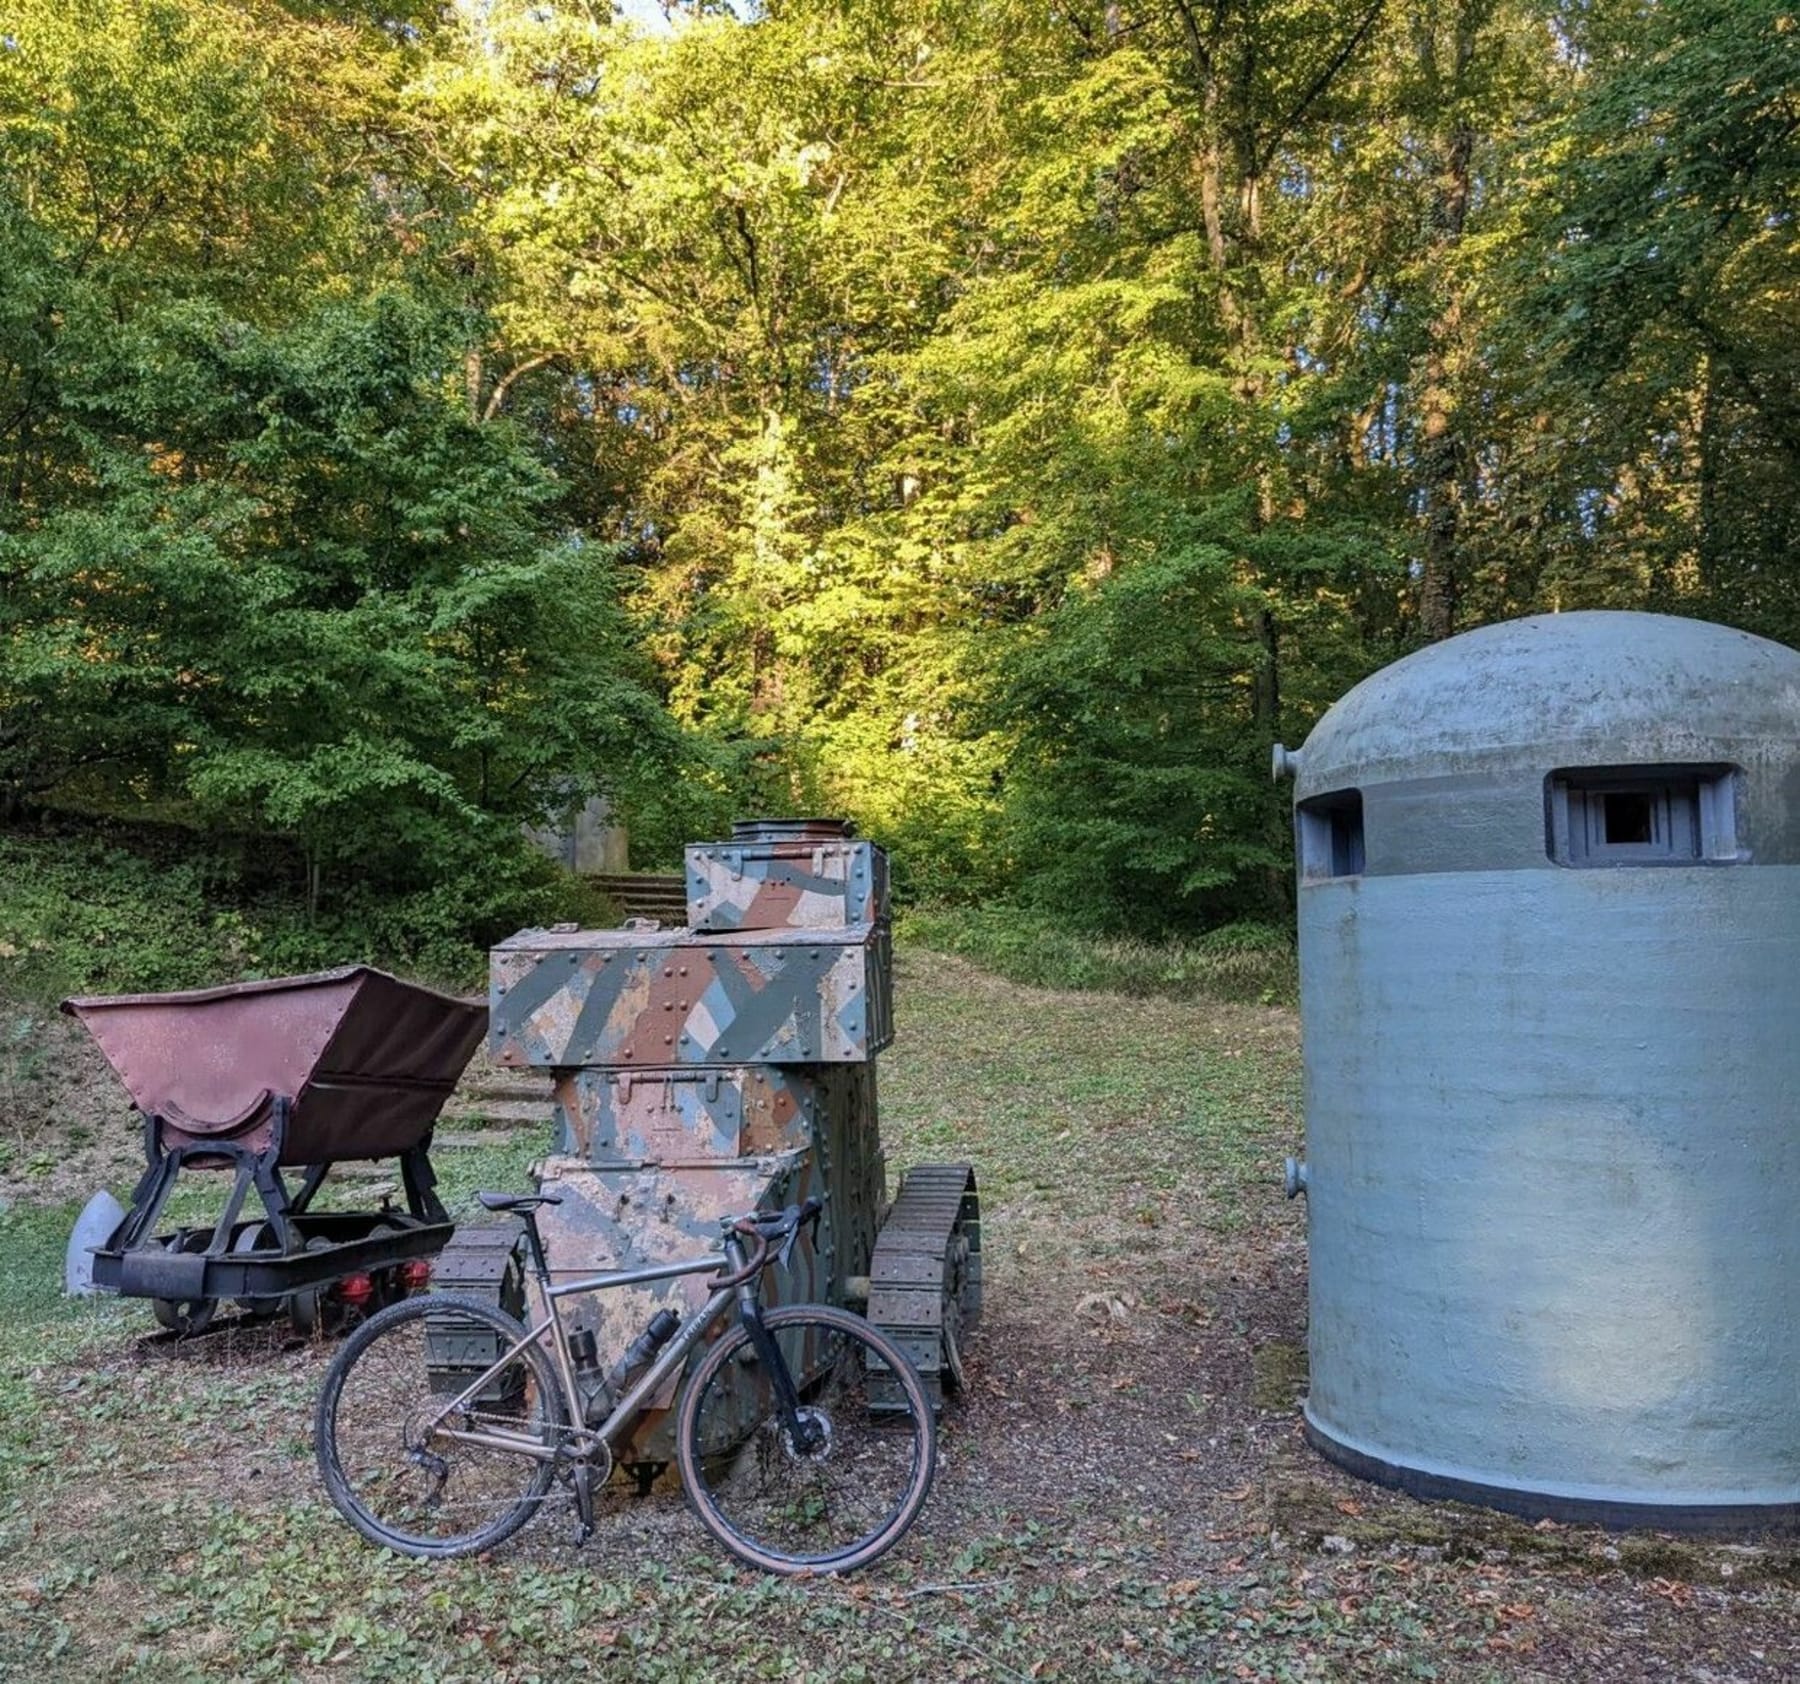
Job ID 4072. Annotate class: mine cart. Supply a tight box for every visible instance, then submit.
[440,818,981,1481]
[64,967,486,1335]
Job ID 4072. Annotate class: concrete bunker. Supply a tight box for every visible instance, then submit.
[1276,610,1800,1531]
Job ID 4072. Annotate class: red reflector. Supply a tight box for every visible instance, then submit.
[337,1273,375,1305]
[400,1260,433,1291]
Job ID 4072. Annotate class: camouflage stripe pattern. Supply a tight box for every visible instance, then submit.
[685,838,889,932]
[552,1063,852,1163]
[480,817,977,1469]
[549,1063,883,1309]
[530,1150,815,1464]
[490,925,893,1069]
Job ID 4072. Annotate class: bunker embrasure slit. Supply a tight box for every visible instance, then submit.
[1546,765,1740,867]
[1298,789,1364,881]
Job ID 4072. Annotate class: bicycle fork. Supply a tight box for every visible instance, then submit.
[736,1283,824,1454]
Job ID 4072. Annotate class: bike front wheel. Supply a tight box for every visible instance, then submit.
[676,1303,937,1575]
[314,1293,566,1560]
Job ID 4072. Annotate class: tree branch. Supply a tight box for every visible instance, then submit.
[1256,0,1388,176]
[482,353,565,422]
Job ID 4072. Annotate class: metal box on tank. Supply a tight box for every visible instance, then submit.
[1277,611,1800,1530]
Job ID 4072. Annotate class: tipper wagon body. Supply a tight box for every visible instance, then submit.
[63,967,486,1334]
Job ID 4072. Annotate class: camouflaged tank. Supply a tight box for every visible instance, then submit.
[434,819,979,1480]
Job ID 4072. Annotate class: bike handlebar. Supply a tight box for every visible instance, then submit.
[707,1196,825,1288]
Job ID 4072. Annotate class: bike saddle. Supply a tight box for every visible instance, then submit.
[476,1190,565,1213]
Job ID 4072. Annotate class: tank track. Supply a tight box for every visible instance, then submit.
[422,1223,526,1401]
[865,1163,981,1411]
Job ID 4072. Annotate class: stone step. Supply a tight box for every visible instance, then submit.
[452,1082,553,1107]
[433,1128,544,1150]
[441,1098,557,1127]
[587,872,688,923]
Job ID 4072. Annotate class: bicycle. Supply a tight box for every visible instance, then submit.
[313,1190,937,1576]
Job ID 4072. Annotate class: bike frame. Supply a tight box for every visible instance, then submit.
[421,1228,764,1464]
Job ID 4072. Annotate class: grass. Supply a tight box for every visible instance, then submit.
[2,949,1796,1682]
[897,904,1297,1007]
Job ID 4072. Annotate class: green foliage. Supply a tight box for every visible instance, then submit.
[2,267,677,868]
[0,821,616,1000]
[3,0,1796,942]
[1503,0,1800,637]
[0,0,686,904]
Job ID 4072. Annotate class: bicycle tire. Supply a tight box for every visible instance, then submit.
[676,1303,937,1575]
[314,1292,566,1559]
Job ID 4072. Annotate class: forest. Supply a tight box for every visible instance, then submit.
[2,0,1796,956]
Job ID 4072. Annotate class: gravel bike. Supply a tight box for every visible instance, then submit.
[313,1191,936,1575]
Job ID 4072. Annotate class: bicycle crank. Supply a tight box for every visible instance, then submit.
[569,1462,595,1544]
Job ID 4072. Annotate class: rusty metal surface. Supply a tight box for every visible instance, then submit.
[727,819,858,843]
[551,1064,835,1164]
[685,829,889,933]
[63,968,486,1165]
[490,926,892,1069]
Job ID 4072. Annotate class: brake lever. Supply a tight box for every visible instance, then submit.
[777,1206,803,1271]
[776,1198,824,1271]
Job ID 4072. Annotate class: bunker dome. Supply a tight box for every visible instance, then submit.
[1277,610,1800,1530]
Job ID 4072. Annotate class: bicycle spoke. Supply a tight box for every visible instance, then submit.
[680,1308,935,1572]
[317,1295,565,1558]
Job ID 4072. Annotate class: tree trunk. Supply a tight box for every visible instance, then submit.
[1414,2,1486,642]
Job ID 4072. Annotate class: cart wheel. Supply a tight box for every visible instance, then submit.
[286,1238,341,1338]
[151,1294,218,1335]
[231,1222,283,1320]
[365,1222,404,1311]
[151,1231,218,1336]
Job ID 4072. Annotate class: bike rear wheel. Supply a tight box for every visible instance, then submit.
[314,1293,565,1559]
[676,1303,937,1575]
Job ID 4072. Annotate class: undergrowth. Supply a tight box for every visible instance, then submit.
[897,903,1297,1006]
[0,819,617,1003]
